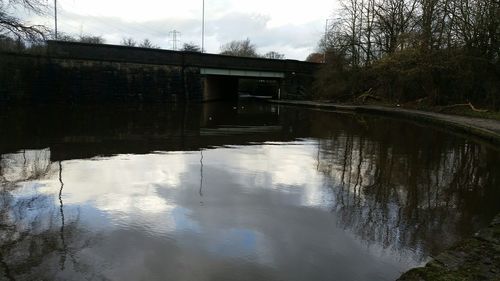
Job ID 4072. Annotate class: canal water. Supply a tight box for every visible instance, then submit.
[1,100,499,281]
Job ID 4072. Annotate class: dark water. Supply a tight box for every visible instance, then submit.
[1,100,499,281]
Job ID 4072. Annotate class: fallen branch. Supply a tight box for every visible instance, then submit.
[357,88,381,103]
[439,102,488,113]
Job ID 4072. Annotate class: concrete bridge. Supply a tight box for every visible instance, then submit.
[46,40,319,101]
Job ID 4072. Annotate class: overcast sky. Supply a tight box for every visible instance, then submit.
[20,0,339,60]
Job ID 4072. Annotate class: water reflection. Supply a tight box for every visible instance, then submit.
[0,101,499,281]
[313,115,500,257]
[0,150,103,280]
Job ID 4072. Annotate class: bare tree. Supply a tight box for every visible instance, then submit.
[57,33,76,42]
[0,0,48,41]
[220,38,259,57]
[139,38,159,49]
[341,0,363,66]
[121,37,137,47]
[374,0,419,54]
[306,52,324,63]
[78,35,105,44]
[317,0,499,106]
[57,34,105,44]
[180,42,201,52]
[264,51,285,59]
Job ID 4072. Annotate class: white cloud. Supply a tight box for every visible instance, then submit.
[15,0,339,59]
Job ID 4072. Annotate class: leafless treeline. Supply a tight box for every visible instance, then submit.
[0,0,48,40]
[324,0,499,66]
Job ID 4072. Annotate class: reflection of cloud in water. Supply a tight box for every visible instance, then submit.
[202,141,329,208]
[58,152,188,204]
[97,194,172,214]
[39,153,194,234]
[46,143,331,220]
[2,142,425,280]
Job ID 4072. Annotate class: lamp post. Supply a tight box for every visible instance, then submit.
[323,18,330,63]
[54,0,58,39]
[202,0,205,53]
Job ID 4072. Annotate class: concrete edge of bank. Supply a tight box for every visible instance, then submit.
[268,99,500,147]
[269,99,500,281]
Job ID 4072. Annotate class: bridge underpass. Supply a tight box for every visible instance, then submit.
[200,68,285,101]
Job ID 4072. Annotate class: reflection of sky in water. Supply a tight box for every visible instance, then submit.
[208,228,257,258]
[2,142,423,281]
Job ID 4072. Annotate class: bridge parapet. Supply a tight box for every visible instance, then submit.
[46,41,319,74]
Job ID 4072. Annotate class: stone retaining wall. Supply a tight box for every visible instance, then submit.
[0,52,202,103]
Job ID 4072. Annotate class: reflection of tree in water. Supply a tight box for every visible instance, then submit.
[0,149,55,188]
[316,117,500,260]
[0,151,100,280]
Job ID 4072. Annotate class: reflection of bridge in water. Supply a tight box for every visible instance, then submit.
[0,101,296,161]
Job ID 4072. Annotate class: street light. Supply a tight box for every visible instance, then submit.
[54,0,58,39]
[323,18,331,63]
[202,0,205,53]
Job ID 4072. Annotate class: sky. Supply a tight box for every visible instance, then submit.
[18,0,339,60]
